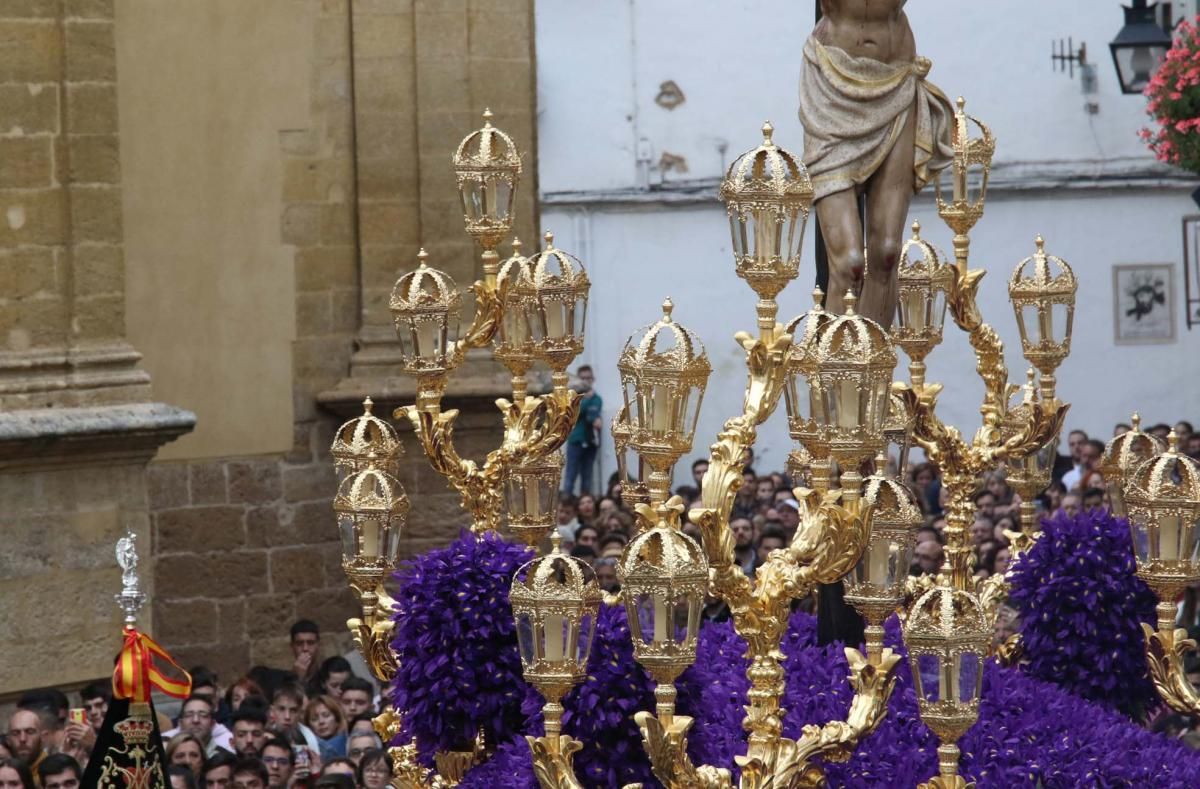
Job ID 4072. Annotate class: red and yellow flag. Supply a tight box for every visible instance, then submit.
[112,626,191,702]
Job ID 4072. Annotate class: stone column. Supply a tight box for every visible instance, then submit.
[0,0,192,693]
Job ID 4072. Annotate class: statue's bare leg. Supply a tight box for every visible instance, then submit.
[815,188,865,315]
[860,108,917,328]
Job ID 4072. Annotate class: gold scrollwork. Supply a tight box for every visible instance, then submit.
[1143,625,1200,717]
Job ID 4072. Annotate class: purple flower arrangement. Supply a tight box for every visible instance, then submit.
[1006,508,1158,716]
[397,523,1200,787]
[388,530,535,761]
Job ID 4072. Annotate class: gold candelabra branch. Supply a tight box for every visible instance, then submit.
[399,388,580,535]
[345,578,400,682]
[1143,618,1200,717]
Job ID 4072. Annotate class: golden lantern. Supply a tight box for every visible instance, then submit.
[935,97,995,243]
[802,292,898,470]
[719,121,813,337]
[845,454,922,662]
[783,287,834,461]
[1101,413,1165,520]
[333,464,410,590]
[510,537,602,745]
[504,451,563,548]
[523,232,590,377]
[904,584,991,787]
[893,221,954,389]
[1008,236,1077,401]
[330,397,401,478]
[618,500,709,720]
[611,406,650,509]
[493,237,536,394]
[389,249,462,378]
[453,109,522,254]
[1125,431,1200,598]
[617,299,711,504]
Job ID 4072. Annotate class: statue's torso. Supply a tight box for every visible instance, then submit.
[815,0,915,65]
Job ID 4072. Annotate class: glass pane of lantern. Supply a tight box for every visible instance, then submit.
[576,610,595,664]
[500,302,529,346]
[689,387,706,441]
[786,209,805,262]
[526,299,546,342]
[516,614,535,665]
[465,179,485,220]
[809,381,828,428]
[730,213,747,259]
[1157,514,1185,562]
[1116,45,1167,93]
[671,593,692,645]
[1190,514,1200,565]
[338,514,357,563]
[1021,304,1045,346]
[540,612,570,663]
[649,384,673,437]
[358,517,383,560]
[494,179,513,222]
[784,368,804,425]
[916,653,941,702]
[1052,302,1071,346]
[572,295,587,338]
[930,287,947,332]
[899,289,926,332]
[1131,516,1151,563]
[958,652,981,703]
[633,593,655,646]
[544,297,567,340]
[967,163,985,205]
[833,379,860,429]
[385,523,400,564]
[750,209,774,266]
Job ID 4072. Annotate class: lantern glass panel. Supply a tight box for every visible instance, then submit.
[1020,304,1044,346]
[516,613,535,665]
[915,653,941,703]
[539,611,571,663]
[460,178,485,222]
[748,207,783,268]
[786,208,806,263]
[783,365,809,427]
[897,289,928,332]
[826,378,862,430]
[505,471,556,524]
[730,212,748,259]
[499,299,530,347]
[1052,302,1072,346]
[1108,481,1128,520]
[1131,515,1152,563]
[809,380,830,429]
[494,178,514,224]
[967,162,986,205]
[338,513,357,564]
[543,297,569,341]
[633,591,683,647]
[958,652,982,703]
[525,299,546,342]
[930,287,948,333]
[576,610,596,664]
[1114,44,1168,93]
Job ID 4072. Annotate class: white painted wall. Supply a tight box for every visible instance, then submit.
[534,1,1200,480]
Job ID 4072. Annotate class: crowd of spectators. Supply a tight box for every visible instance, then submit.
[0,621,393,789]
[4,403,1197,788]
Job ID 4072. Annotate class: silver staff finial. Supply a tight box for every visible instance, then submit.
[115,529,146,627]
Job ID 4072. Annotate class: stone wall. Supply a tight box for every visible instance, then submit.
[139,0,540,681]
[0,0,194,698]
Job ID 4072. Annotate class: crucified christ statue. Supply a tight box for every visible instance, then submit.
[800,0,955,326]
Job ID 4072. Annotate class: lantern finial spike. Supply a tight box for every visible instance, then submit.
[844,290,858,315]
[956,96,966,113]
[1132,412,1142,430]
[662,298,674,321]
[482,107,494,126]
[363,396,374,415]
[1168,429,1180,452]
[511,236,522,254]
[1035,235,1045,253]
[911,220,921,237]
[812,287,825,308]
[550,530,563,554]
[543,230,554,248]
[762,120,774,143]
[416,248,429,268]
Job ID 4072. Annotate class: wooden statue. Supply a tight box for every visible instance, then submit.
[800,0,955,326]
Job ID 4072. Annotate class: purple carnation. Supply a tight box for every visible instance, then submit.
[389,530,535,760]
[1006,508,1158,716]
[676,618,751,772]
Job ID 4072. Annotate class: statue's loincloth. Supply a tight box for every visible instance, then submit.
[799,37,955,202]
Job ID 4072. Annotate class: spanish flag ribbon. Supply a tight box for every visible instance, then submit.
[112,626,192,702]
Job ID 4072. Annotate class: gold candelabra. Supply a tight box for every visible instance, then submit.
[321,96,1108,789]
